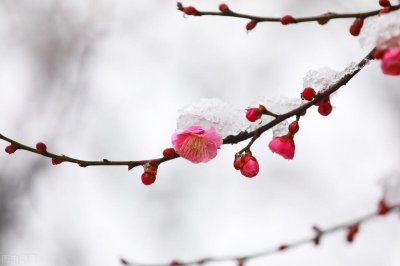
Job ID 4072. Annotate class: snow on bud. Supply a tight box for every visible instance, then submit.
[5,144,17,154]
[219,3,230,14]
[240,154,259,178]
[379,171,400,205]
[268,134,295,160]
[381,48,400,75]
[246,20,257,31]
[36,142,47,154]
[171,125,222,163]
[280,15,296,25]
[141,161,158,186]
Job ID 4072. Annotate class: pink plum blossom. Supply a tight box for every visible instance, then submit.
[171,125,222,163]
[381,48,400,76]
[240,154,259,178]
[268,135,295,160]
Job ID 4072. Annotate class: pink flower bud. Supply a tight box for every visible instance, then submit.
[381,48,400,75]
[246,108,262,122]
[268,135,295,160]
[172,125,222,163]
[240,154,259,178]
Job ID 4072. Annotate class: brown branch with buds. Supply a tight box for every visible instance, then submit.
[177,2,400,27]
[120,202,400,266]
[0,48,375,173]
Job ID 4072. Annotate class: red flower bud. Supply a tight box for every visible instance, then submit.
[317,97,332,116]
[36,142,47,154]
[301,87,316,101]
[373,49,386,60]
[346,223,359,243]
[163,148,176,158]
[5,144,18,154]
[349,18,364,36]
[246,108,262,122]
[219,3,230,14]
[379,6,391,15]
[377,199,390,215]
[141,172,156,186]
[317,18,329,25]
[246,20,257,31]
[52,158,63,165]
[183,6,198,16]
[233,154,245,170]
[278,245,288,251]
[288,121,299,135]
[280,15,296,25]
[379,0,391,7]
[240,154,259,178]
[169,260,180,266]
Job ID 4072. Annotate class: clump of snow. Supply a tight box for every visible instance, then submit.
[176,97,304,139]
[176,98,247,138]
[359,10,400,49]
[379,171,400,205]
[256,97,304,137]
[302,62,361,95]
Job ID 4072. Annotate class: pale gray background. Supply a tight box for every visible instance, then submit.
[0,0,399,265]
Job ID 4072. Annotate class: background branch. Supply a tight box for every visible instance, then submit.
[121,203,400,266]
[178,3,400,24]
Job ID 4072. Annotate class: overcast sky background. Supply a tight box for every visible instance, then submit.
[0,0,399,265]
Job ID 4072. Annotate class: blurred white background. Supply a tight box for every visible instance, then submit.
[0,0,399,265]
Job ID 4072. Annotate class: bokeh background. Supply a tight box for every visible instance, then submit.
[0,0,399,265]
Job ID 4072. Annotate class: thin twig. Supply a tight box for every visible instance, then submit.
[120,204,400,265]
[178,4,400,24]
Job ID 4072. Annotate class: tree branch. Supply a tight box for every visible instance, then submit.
[0,48,375,170]
[177,3,400,25]
[120,203,400,266]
